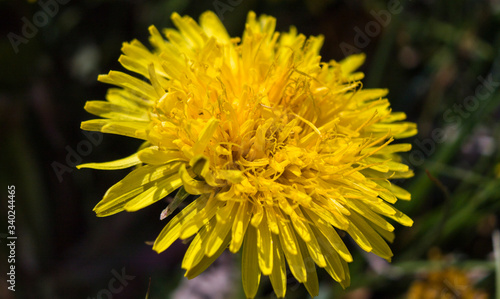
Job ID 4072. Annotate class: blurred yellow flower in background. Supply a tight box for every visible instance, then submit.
[79,11,417,298]
[407,267,489,299]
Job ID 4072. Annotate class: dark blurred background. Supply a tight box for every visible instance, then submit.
[1,0,500,298]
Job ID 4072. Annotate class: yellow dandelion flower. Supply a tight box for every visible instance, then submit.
[407,267,489,299]
[79,11,417,298]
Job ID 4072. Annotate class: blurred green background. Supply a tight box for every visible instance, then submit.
[1,0,499,298]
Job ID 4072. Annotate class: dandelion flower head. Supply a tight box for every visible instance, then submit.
[80,11,417,298]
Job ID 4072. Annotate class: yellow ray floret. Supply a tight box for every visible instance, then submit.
[80,10,417,298]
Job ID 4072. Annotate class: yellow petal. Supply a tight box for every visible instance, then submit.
[275,209,297,256]
[93,163,182,216]
[181,218,213,270]
[83,101,149,121]
[119,41,162,80]
[105,87,152,109]
[312,225,346,283]
[257,215,273,275]
[217,169,244,183]
[265,207,280,235]
[179,164,211,195]
[295,208,326,267]
[147,63,166,97]
[277,214,306,283]
[377,180,412,200]
[349,88,388,102]
[251,203,264,227]
[205,201,236,257]
[124,174,182,212]
[309,201,349,230]
[370,220,396,243]
[348,212,393,261]
[179,198,221,239]
[148,25,168,52]
[192,118,219,156]
[230,201,252,253]
[289,208,311,242]
[364,157,409,172]
[242,225,261,299]
[386,208,413,227]
[215,185,236,201]
[81,119,149,140]
[171,12,205,49]
[304,209,353,263]
[199,11,231,43]
[298,240,319,298]
[77,152,140,170]
[185,232,230,279]
[269,234,286,298]
[98,71,157,102]
[138,146,187,165]
[346,199,395,232]
[339,53,365,74]
[190,155,219,187]
[361,143,412,155]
